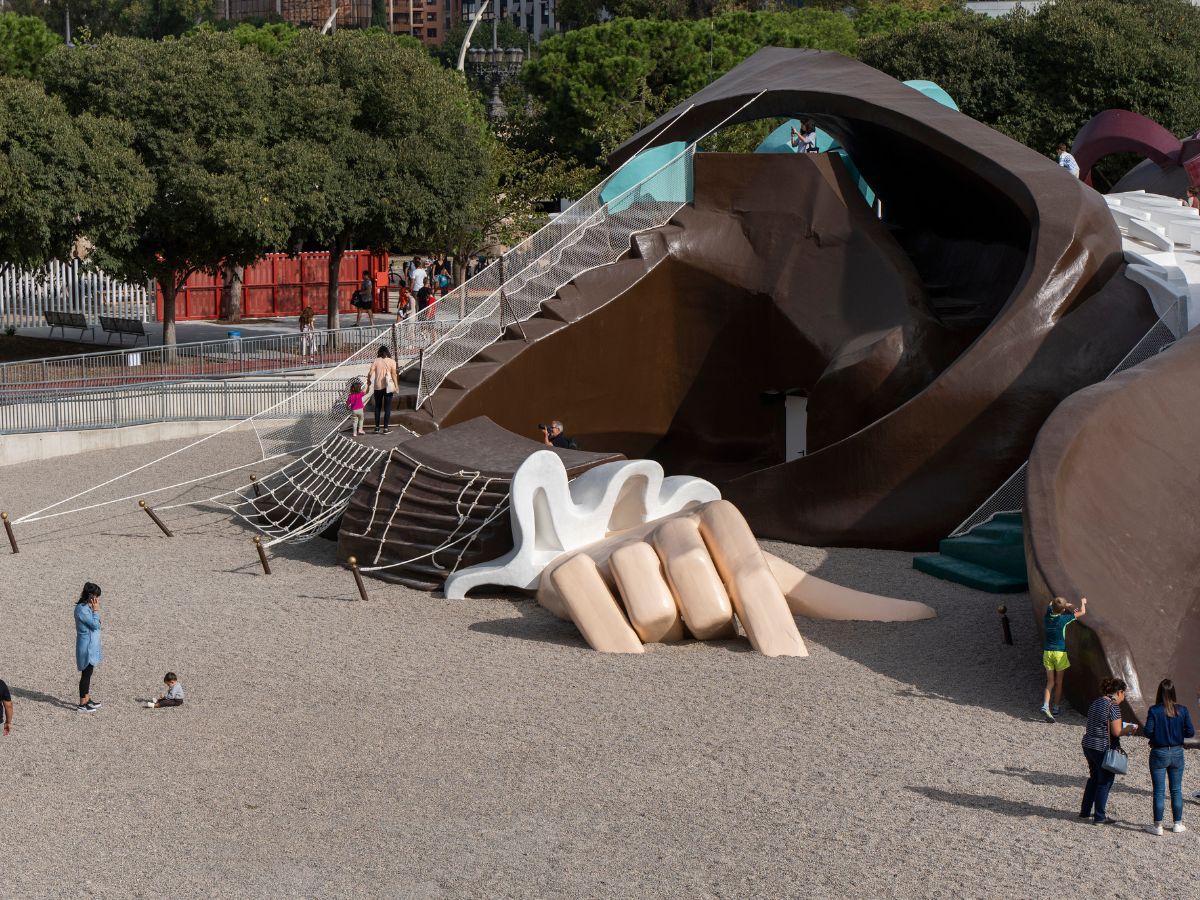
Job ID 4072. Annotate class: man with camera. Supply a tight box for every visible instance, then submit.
[540,420,577,450]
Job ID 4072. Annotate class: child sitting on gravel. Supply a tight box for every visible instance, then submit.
[146,672,184,709]
[1042,596,1086,721]
[346,380,367,436]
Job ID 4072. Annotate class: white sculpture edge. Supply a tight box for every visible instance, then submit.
[443,450,721,599]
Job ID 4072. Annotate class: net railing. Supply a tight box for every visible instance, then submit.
[413,93,764,411]
[950,299,1185,536]
[415,147,696,409]
[0,320,454,392]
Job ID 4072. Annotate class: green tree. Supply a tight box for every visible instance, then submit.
[523,9,858,167]
[271,30,492,329]
[0,76,150,279]
[193,20,304,55]
[0,13,62,78]
[118,0,215,39]
[851,1,966,39]
[43,33,291,343]
[435,138,598,288]
[860,0,1200,174]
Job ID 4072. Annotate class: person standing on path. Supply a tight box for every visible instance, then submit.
[1080,677,1137,825]
[1142,678,1194,835]
[1,678,12,735]
[1041,595,1085,721]
[367,346,398,435]
[74,582,103,713]
[1056,143,1080,178]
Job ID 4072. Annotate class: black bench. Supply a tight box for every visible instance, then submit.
[44,310,94,340]
[99,316,149,345]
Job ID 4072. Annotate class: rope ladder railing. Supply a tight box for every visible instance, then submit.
[414,93,766,410]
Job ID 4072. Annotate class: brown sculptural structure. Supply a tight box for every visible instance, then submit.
[1026,328,1200,734]
[391,48,1155,549]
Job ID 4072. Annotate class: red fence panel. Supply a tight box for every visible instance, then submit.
[155,250,389,320]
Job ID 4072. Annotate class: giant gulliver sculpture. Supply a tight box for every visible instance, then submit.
[392,48,1155,550]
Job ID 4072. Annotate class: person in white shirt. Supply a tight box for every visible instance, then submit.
[1056,143,1081,178]
[410,261,428,294]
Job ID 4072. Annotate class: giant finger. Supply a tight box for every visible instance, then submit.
[549,553,644,653]
[764,552,936,621]
[651,517,735,640]
[697,500,807,657]
[609,542,686,643]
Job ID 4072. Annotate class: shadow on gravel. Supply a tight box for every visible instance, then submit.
[10,686,77,711]
[908,786,1076,821]
[989,766,1152,797]
[469,602,588,649]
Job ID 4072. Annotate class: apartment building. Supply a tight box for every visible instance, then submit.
[223,0,462,46]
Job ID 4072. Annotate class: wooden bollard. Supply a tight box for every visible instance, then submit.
[2,511,17,554]
[253,536,271,575]
[139,500,173,537]
[998,604,1014,646]
[348,556,369,602]
[249,474,261,498]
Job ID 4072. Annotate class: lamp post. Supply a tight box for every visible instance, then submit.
[466,47,526,121]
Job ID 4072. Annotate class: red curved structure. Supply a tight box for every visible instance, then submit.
[1071,108,1200,195]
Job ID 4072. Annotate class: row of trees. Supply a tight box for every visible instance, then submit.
[2,29,492,343]
[519,0,1200,175]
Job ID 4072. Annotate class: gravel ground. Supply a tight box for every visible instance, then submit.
[1,437,1197,899]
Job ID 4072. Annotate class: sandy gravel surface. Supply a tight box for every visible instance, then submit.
[1,437,1197,899]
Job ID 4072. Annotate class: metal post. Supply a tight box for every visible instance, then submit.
[2,512,18,553]
[254,536,271,574]
[998,605,1013,646]
[139,500,173,537]
[249,474,262,498]
[348,556,370,601]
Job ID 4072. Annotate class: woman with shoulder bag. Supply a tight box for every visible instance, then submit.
[1080,676,1138,825]
[367,346,398,435]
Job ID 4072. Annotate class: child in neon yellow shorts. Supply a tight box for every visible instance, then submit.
[1042,595,1086,721]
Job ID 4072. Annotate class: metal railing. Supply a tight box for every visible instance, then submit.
[950,298,1185,537]
[0,319,457,392]
[414,145,698,409]
[411,94,763,411]
[0,379,353,435]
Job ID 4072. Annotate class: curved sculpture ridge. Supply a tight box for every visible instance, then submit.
[443,451,720,599]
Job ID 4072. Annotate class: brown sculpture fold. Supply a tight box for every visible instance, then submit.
[1025,330,1200,734]
[395,48,1155,549]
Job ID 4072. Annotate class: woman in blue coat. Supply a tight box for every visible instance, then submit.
[74,582,102,713]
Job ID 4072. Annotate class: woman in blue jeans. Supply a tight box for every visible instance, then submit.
[1142,678,1195,835]
[1080,677,1137,824]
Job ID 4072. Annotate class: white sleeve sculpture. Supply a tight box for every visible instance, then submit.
[443,451,721,599]
[444,452,935,656]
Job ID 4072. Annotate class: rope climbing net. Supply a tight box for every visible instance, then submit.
[343,447,513,575]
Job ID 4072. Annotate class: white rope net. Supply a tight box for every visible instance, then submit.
[12,322,436,542]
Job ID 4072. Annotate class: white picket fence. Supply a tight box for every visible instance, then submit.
[0,259,154,328]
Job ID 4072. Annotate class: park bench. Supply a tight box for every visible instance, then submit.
[43,310,94,341]
[99,315,150,345]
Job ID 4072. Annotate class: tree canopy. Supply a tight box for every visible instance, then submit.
[42,32,292,343]
[860,0,1200,162]
[271,30,492,327]
[523,9,858,167]
[0,13,62,78]
[0,76,150,273]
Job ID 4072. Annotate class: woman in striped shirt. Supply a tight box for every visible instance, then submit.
[1079,677,1138,824]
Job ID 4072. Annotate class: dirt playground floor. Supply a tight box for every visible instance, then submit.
[0,436,1196,899]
